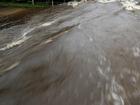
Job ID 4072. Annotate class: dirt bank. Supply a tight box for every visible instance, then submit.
[0,5,72,30]
[0,7,44,30]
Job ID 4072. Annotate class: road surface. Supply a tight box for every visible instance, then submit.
[0,1,140,105]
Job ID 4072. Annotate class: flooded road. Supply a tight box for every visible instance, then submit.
[0,1,140,105]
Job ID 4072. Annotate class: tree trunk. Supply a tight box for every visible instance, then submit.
[32,0,35,5]
[51,0,54,6]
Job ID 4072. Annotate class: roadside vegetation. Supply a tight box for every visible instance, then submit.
[0,2,49,8]
[0,0,50,8]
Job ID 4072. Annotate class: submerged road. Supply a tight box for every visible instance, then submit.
[0,1,140,105]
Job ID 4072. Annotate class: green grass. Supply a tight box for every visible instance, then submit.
[0,2,49,8]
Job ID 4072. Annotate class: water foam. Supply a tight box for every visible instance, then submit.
[0,36,29,51]
[0,20,56,51]
[133,47,140,57]
[97,0,116,3]
[121,0,140,10]
[97,0,140,10]
[68,1,80,8]
[2,62,19,73]
[41,20,56,27]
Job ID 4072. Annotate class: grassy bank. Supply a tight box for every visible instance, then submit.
[0,2,49,8]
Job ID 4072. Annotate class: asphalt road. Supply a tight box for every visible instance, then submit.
[0,1,140,105]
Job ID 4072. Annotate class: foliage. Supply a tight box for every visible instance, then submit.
[0,2,48,8]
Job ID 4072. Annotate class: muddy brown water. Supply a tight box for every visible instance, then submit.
[0,1,140,105]
[0,7,44,30]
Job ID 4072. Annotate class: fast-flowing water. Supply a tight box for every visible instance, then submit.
[97,0,140,10]
[0,1,140,105]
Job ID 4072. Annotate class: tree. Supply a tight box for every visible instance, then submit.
[32,0,34,5]
[51,0,54,6]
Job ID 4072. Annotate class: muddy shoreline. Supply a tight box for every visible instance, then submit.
[0,5,71,30]
[0,8,44,30]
